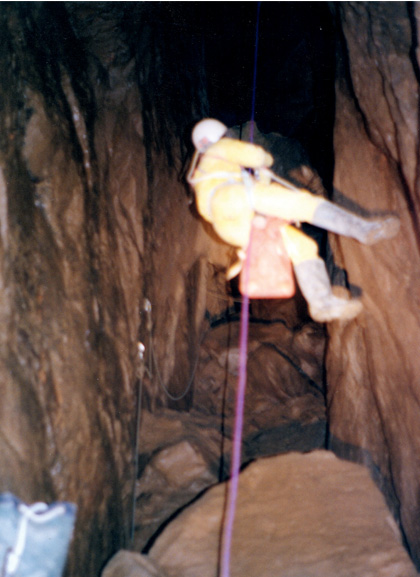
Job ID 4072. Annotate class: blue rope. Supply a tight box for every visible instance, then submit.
[249,1,261,144]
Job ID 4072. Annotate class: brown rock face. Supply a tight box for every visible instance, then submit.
[0,4,208,575]
[328,2,420,567]
[2,3,420,575]
[144,452,417,577]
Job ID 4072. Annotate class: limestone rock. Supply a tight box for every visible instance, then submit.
[194,319,326,445]
[329,3,420,567]
[102,550,165,577]
[134,436,218,551]
[134,403,326,551]
[134,313,327,551]
[148,451,418,577]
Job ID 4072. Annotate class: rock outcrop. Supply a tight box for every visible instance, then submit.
[104,451,418,577]
[328,3,420,566]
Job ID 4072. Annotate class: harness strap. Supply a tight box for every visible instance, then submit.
[204,169,256,219]
[241,168,255,208]
[187,148,244,185]
[187,170,242,185]
[265,169,303,192]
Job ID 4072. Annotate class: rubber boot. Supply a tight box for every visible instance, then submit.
[312,202,400,245]
[294,258,363,322]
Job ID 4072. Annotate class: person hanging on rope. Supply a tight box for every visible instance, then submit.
[187,118,400,323]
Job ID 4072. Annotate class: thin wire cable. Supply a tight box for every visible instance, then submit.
[129,343,145,547]
[220,4,261,577]
[150,328,208,402]
[143,298,203,402]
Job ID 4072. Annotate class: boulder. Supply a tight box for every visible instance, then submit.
[102,550,165,577]
[147,451,417,577]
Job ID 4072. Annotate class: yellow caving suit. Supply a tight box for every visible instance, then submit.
[188,137,321,267]
[188,135,399,322]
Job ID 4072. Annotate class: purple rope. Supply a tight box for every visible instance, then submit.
[220,242,251,577]
[220,4,261,577]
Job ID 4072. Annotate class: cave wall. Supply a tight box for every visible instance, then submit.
[2,2,420,575]
[328,2,420,566]
[0,4,213,575]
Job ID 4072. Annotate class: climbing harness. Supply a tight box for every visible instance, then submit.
[187,152,257,222]
[264,168,306,192]
[241,168,256,208]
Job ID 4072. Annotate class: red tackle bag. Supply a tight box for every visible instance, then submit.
[239,216,295,299]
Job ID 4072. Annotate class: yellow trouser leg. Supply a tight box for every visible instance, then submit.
[210,184,254,248]
[252,183,323,223]
[281,225,320,265]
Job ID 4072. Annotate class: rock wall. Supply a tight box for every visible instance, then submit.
[0,4,210,575]
[2,2,420,574]
[328,3,420,566]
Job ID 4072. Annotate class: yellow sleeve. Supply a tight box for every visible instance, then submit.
[207,138,273,169]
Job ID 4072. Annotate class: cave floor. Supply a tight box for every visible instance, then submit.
[102,314,418,576]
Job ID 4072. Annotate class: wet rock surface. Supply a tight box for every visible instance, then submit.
[105,451,418,577]
[328,3,420,566]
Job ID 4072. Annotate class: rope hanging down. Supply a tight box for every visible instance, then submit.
[219,4,261,577]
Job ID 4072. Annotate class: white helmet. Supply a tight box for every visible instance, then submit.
[192,118,227,152]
